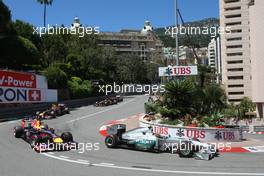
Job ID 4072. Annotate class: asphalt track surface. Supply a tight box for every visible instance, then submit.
[0,95,264,176]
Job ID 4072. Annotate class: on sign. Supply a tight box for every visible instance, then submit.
[0,70,36,88]
[159,66,198,77]
[0,87,42,103]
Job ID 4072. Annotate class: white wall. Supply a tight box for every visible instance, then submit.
[250,0,264,117]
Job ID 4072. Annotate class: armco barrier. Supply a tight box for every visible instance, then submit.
[0,96,108,121]
[139,115,244,142]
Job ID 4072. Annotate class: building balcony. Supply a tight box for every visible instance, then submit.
[226,71,244,76]
[223,2,243,9]
[224,9,242,16]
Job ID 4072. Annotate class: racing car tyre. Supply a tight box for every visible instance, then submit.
[61,132,73,142]
[209,154,214,160]
[50,111,56,118]
[105,135,119,148]
[14,126,24,138]
[65,108,70,114]
[179,141,194,158]
[57,110,62,116]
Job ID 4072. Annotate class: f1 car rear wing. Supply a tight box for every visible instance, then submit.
[106,124,126,137]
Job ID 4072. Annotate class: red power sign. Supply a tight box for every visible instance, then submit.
[0,70,36,88]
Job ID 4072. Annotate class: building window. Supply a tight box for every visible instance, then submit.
[227,60,243,64]
[229,99,242,102]
[228,76,243,80]
[140,44,146,60]
[227,45,243,49]
[225,7,241,11]
[227,68,243,72]
[226,22,242,26]
[226,14,241,19]
[228,92,244,95]
[228,84,244,88]
[224,0,241,3]
[227,37,242,41]
[231,29,242,33]
[227,52,243,56]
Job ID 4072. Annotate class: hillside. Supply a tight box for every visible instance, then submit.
[154,18,220,48]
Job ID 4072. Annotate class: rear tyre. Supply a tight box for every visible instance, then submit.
[178,141,194,158]
[105,135,119,148]
[65,108,70,114]
[50,111,56,118]
[61,132,73,142]
[14,126,24,138]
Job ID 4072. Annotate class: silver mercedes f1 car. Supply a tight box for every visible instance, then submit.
[104,124,219,160]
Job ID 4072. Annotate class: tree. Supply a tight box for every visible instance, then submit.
[12,20,41,45]
[37,0,53,27]
[200,84,226,115]
[0,2,40,70]
[0,36,40,69]
[66,54,83,77]
[162,79,196,119]
[44,65,68,89]
[0,0,15,35]
[41,33,69,66]
[0,0,10,32]
[237,97,256,119]
[68,77,93,99]
[197,65,214,88]
[145,62,159,84]
[115,54,147,83]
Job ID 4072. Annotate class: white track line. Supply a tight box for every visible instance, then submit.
[59,155,69,159]
[0,97,136,126]
[77,159,90,163]
[42,153,264,175]
[65,98,136,124]
[42,153,91,165]
[99,163,115,166]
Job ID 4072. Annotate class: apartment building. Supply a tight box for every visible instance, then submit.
[71,18,163,61]
[249,0,264,118]
[208,39,217,69]
[220,0,252,104]
[162,46,196,66]
[208,37,222,83]
[196,47,209,66]
[97,21,163,61]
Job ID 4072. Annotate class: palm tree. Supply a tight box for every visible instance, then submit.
[163,79,196,118]
[197,65,214,88]
[201,85,226,115]
[37,0,53,27]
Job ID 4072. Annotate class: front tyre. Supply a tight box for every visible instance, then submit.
[14,126,24,138]
[105,135,119,148]
[61,132,73,143]
[178,141,194,158]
